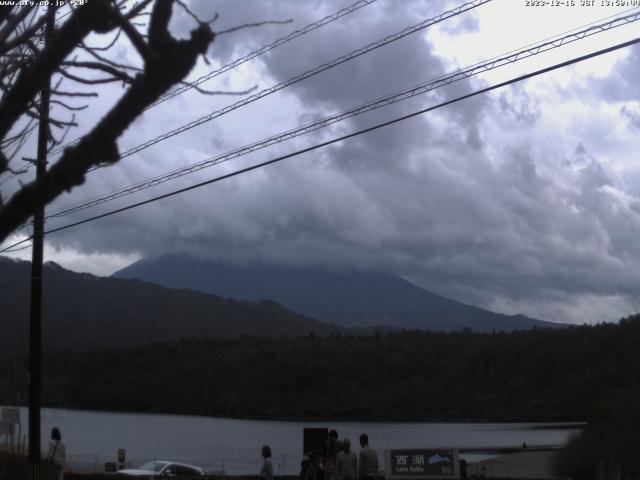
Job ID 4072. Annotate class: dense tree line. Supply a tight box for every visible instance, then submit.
[2,316,640,422]
[552,384,640,479]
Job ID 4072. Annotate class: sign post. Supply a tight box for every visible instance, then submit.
[117,448,126,470]
[385,449,460,480]
[303,427,328,454]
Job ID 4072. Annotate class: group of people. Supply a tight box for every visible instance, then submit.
[49,425,375,480]
[322,431,379,480]
[260,430,379,480]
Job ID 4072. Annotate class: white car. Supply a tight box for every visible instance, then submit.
[118,460,204,477]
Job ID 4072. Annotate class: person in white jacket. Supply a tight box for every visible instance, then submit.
[47,427,66,480]
[337,438,357,480]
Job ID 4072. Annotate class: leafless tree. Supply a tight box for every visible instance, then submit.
[0,0,224,243]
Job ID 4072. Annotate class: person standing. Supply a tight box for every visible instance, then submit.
[358,434,378,480]
[337,438,357,480]
[47,427,66,480]
[261,445,274,480]
[323,429,340,480]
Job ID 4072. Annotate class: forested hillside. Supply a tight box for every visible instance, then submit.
[0,257,344,352]
[2,317,639,422]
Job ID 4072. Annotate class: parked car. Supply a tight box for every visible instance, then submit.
[118,460,204,477]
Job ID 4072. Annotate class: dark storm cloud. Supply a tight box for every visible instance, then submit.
[53,83,640,324]
[26,0,640,325]
[185,0,344,65]
[621,105,640,130]
[498,85,541,125]
[178,0,490,173]
[186,0,460,108]
[596,44,640,103]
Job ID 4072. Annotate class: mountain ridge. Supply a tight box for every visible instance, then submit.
[114,253,561,332]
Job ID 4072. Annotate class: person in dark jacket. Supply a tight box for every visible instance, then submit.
[358,434,378,480]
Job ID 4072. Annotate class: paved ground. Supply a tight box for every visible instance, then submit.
[467,450,558,479]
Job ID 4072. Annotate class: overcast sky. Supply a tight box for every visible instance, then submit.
[2,0,640,325]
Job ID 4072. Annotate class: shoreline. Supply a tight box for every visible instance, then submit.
[1,403,589,425]
[467,450,559,479]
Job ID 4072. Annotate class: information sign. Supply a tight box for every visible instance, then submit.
[385,449,460,480]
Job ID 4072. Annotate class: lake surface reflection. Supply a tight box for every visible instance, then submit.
[15,407,582,474]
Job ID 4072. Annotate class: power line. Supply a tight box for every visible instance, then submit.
[46,9,640,220]
[46,0,379,158]
[25,36,638,243]
[84,0,493,165]
[3,35,638,253]
[0,172,19,186]
[11,0,628,191]
[149,0,378,109]
[1,241,33,253]
[3,0,482,194]
[1,235,32,253]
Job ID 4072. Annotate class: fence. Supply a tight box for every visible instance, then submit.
[0,407,24,454]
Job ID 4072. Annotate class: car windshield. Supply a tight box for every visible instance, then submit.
[137,461,169,472]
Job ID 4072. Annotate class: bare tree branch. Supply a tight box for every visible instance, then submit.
[148,0,173,50]
[58,64,134,84]
[110,10,154,62]
[175,0,201,25]
[50,99,88,111]
[0,11,47,55]
[182,82,257,97]
[50,89,98,97]
[5,165,29,175]
[44,114,75,151]
[81,28,122,51]
[79,40,142,73]
[0,6,35,46]
[0,0,215,242]
[216,19,293,36]
[0,6,15,26]
[47,116,77,129]
[2,118,35,144]
[125,0,155,20]
[0,0,117,142]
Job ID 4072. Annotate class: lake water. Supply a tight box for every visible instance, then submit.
[6,407,582,474]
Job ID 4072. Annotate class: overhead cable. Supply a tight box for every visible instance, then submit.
[148,0,379,108]
[3,35,638,253]
[46,0,379,157]
[46,9,640,219]
[85,0,493,163]
[23,36,638,243]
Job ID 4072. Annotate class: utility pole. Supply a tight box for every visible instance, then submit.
[29,7,54,480]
